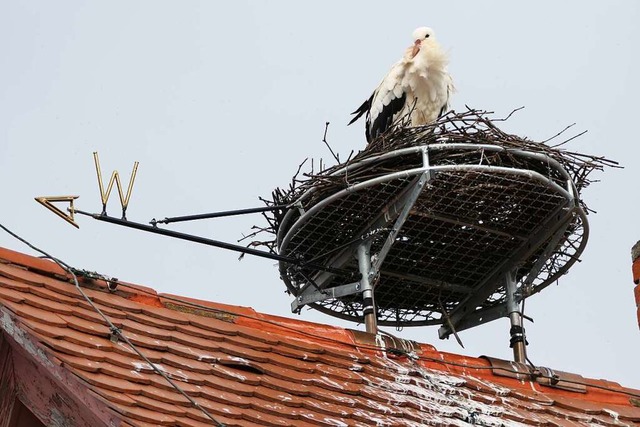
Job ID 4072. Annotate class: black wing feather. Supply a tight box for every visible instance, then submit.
[348,94,373,126]
[368,92,407,143]
[348,91,408,144]
[348,93,375,143]
[437,85,451,118]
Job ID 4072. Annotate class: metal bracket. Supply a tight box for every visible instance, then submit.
[356,241,377,334]
[505,270,527,363]
[290,281,362,312]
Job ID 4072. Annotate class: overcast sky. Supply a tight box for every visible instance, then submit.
[1,1,639,389]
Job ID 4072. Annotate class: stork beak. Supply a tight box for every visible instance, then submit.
[411,40,421,58]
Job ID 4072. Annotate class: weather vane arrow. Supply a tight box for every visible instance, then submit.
[35,152,139,228]
[34,195,80,228]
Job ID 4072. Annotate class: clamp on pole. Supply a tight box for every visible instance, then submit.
[505,271,528,363]
[356,241,377,334]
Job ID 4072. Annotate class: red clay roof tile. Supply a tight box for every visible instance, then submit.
[126,392,189,417]
[125,310,175,329]
[0,247,67,276]
[39,336,110,361]
[137,383,193,405]
[225,333,274,353]
[139,304,191,325]
[211,363,263,386]
[118,405,178,425]
[1,246,639,427]
[22,290,76,315]
[11,300,70,328]
[0,286,27,304]
[261,373,312,396]
[0,261,62,288]
[0,275,32,292]
[58,313,107,334]
[259,350,316,374]
[90,291,147,313]
[174,321,222,339]
[253,386,304,408]
[180,410,241,427]
[29,283,80,305]
[159,351,213,375]
[90,387,139,407]
[56,352,102,372]
[82,371,145,394]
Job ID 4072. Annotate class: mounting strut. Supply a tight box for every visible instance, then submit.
[356,241,377,334]
[505,271,528,363]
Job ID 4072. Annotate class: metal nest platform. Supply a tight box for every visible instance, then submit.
[260,110,615,339]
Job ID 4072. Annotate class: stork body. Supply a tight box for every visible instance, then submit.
[349,27,454,143]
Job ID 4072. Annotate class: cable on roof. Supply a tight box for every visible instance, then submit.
[0,223,227,427]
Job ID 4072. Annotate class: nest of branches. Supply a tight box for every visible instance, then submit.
[244,108,619,328]
[254,108,616,252]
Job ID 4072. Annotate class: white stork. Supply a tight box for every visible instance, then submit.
[349,27,454,143]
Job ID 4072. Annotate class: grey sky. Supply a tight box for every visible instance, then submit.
[1,1,639,388]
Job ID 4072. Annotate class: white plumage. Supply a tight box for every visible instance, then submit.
[349,27,454,143]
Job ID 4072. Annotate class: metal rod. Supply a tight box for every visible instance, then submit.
[74,210,348,276]
[505,271,527,363]
[356,242,377,334]
[291,280,362,312]
[371,172,429,277]
[152,204,290,225]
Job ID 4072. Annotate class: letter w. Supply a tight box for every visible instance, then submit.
[93,152,139,219]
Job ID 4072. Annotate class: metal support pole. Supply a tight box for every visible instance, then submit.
[73,210,350,275]
[356,242,377,334]
[505,271,527,363]
[151,204,290,226]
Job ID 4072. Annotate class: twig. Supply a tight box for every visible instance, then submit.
[549,129,588,148]
[495,106,525,122]
[322,122,340,163]
[541,123,576,144]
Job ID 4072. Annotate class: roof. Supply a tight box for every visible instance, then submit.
[0,246,639,427]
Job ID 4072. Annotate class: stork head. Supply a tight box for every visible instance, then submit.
[411,27,436,58]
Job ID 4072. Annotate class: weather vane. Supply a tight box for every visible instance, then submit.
[35,152,138,227]
[35,152,345,283]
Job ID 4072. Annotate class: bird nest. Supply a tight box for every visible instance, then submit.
[252,109,616,332]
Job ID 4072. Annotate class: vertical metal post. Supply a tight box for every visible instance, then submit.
[356,242,377,334]
[505,271,527,363]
